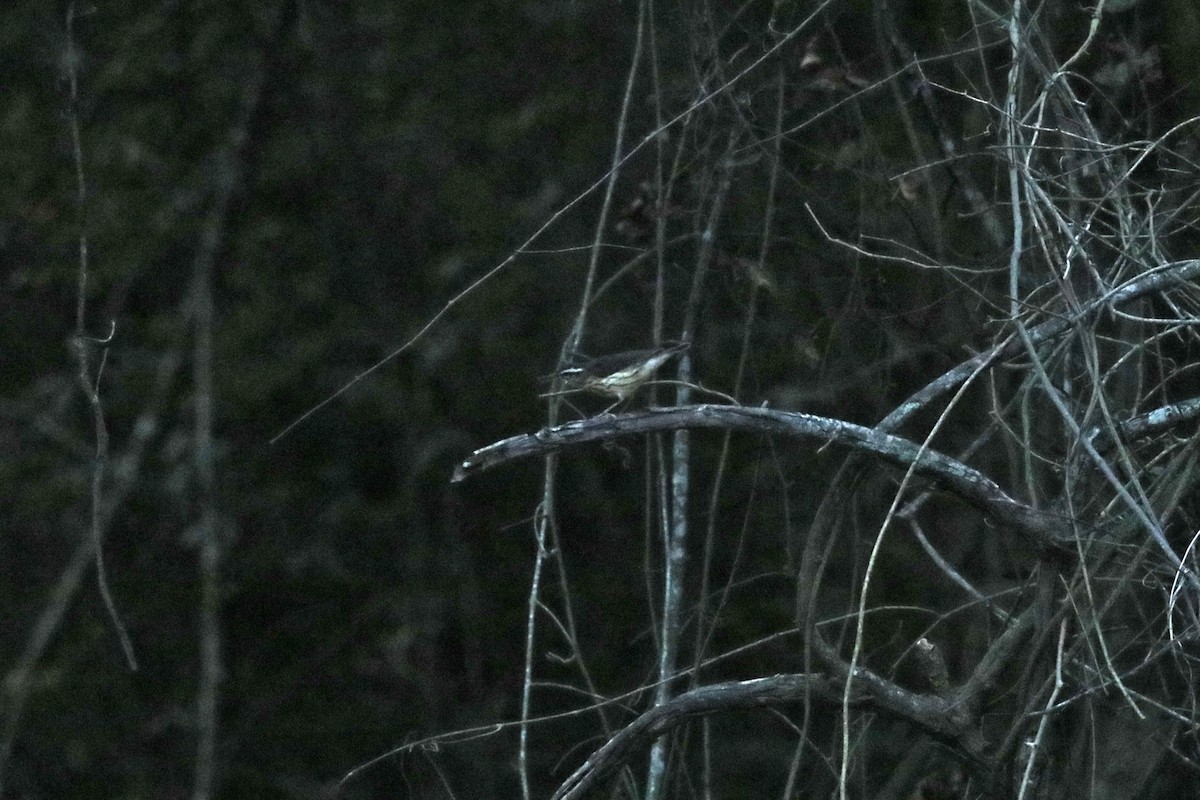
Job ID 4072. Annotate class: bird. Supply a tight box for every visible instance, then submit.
[542,341,689,409]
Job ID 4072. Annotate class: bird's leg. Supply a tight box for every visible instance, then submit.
[599,396,627,416]
[557,397,585,419]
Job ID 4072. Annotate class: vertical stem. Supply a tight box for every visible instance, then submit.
[191,200,220,800]
[645,137,735,800]
[65,1,138,673]
[522,5,649,799]
[187,6,289,793]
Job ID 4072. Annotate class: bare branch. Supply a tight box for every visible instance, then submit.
[454,405,1073,547]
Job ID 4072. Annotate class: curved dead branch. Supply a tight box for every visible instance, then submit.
[454,404,1074,548]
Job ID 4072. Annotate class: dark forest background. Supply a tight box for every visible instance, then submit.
[4,1,1200,799]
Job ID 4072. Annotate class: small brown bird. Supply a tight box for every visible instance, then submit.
[543,341,689,408]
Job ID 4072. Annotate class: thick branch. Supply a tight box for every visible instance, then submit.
[551,674,843,800]
[453,405,1072,548]
[549,665,998,800]
[1088,394,1200,453]
[879,259,1200,434]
